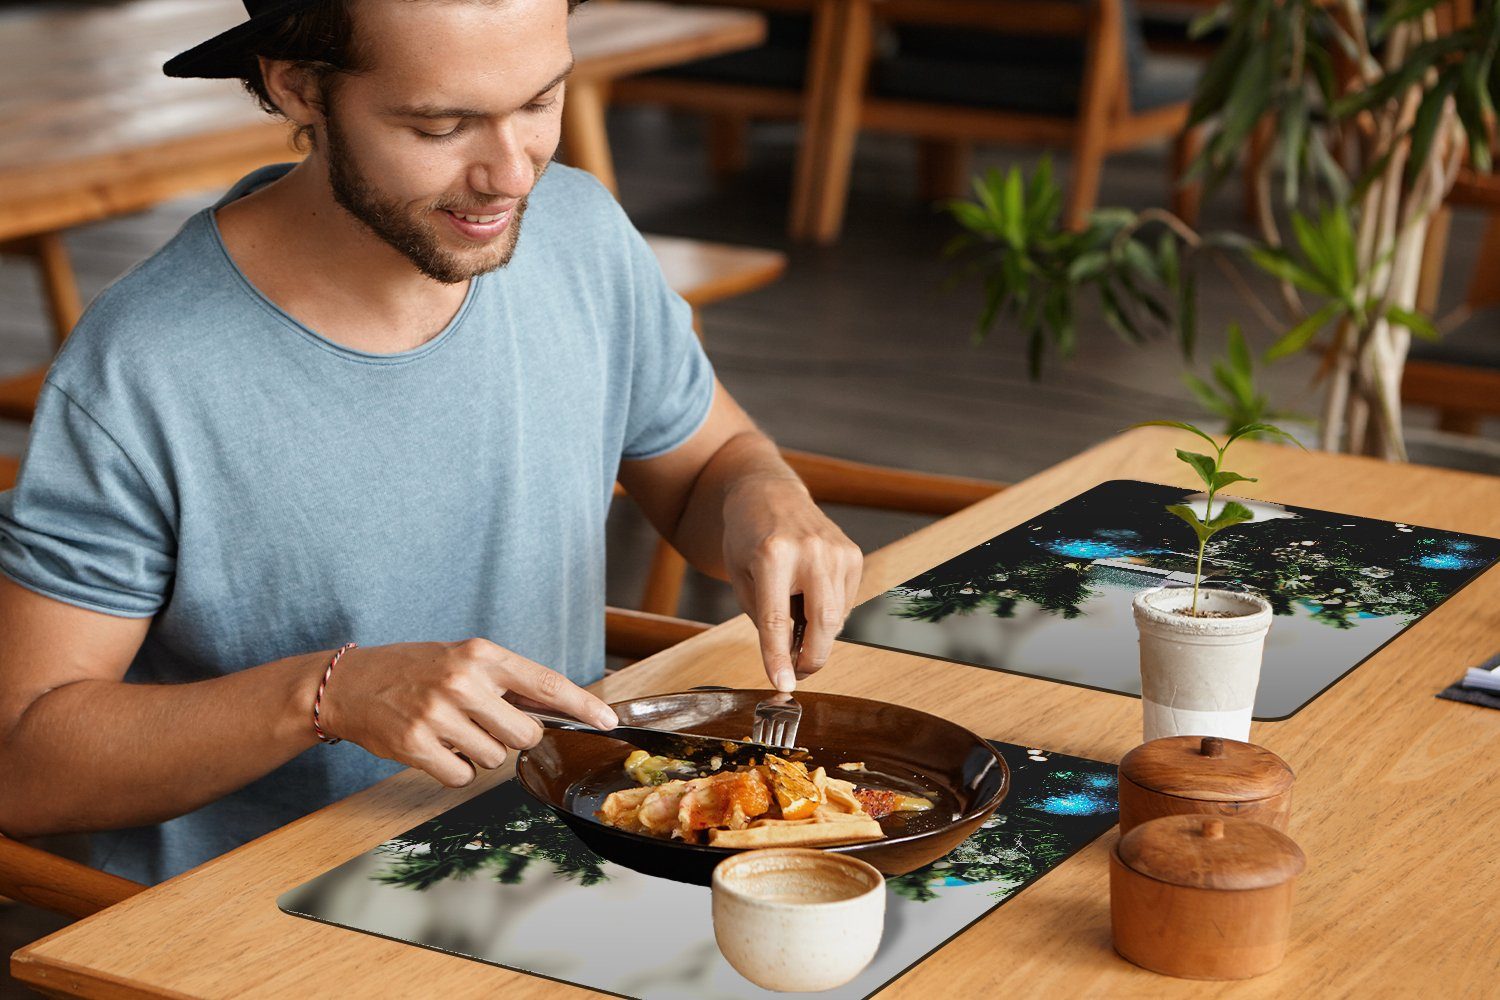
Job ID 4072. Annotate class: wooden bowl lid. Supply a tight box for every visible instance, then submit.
[1119,736,1294,803]
[1118,815,1306,890]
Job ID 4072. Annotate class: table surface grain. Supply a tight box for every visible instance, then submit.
[15,427,1500,997]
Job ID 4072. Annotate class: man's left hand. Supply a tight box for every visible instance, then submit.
[721,475,863,692]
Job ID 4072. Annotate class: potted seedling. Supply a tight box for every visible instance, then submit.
[1130,420,1300,742]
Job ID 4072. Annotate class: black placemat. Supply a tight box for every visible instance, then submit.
[279,742,1118,999]
[840,480,1500,720]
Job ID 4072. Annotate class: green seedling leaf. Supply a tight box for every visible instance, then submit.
[1177,449,1219,490]
[1212,471,1258,491]
[1167,504,1215,545]
[1207,500,1254,532]
[1226,422,1308,451]
[1129,420,1220,450]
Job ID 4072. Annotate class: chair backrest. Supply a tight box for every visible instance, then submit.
[0,455,18,491]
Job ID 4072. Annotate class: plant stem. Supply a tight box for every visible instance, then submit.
[1192,536,1207,616]
[1192,443,1226,616]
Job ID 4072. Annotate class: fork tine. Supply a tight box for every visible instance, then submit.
[771,719,788,749]
[751,718,767,745]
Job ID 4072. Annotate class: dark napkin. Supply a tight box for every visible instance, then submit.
[1437,651,1500,711]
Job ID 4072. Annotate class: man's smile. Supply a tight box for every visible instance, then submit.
[440,207,513,240]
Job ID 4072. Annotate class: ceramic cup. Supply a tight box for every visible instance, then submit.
[711,848,886,992]
[1133,586,1274,743]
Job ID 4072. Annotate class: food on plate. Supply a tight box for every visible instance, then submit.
[623,749,696,786]
[766,752,821,820]
[595,750,931,850]
[852,788,936,820]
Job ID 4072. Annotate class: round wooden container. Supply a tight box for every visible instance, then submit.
[1118,735,1294,834]
[1110,815,1307,980]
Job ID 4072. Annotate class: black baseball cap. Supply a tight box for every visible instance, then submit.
[164,0,322,79]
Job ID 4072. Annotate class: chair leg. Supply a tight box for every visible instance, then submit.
[790,0,841,239]
[2,233,82,346]
[1170,125,1204,229]
[1465,210,1500,311]
[1414,206,1452,317]
[790,0,873,244]
[34,233,83,346]
[916,139,972,204]
[640,539,689,618]
[560,79,618,196]
[707,113,750,179]
[1066,0,1123,230]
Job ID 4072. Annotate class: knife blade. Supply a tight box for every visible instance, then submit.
[528,711,810,769]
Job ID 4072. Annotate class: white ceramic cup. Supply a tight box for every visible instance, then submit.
[711,848,886,992]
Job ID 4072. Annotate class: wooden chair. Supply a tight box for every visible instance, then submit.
[1404,168,1500,435]
[612,0,1201,242]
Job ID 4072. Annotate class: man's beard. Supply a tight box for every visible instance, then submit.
[324,112,539,284]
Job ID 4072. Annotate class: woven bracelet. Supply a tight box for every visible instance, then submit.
[312,642,358,745]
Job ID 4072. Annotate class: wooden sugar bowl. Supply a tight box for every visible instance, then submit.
[1110,815,1307,980]
[1118,735,1294,834]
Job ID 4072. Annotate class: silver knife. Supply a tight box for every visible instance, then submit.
[528,711,809,768]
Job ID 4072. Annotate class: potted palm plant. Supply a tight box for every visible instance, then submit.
[945,0,1499,460]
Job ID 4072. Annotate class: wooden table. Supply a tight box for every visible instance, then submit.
[14,426,1500,996]
[0,0,765,340]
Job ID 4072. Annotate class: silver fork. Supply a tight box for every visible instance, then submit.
[751,693,803,750]
[752,595,807,749]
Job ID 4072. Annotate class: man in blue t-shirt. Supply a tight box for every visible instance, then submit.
[0,0,863,884]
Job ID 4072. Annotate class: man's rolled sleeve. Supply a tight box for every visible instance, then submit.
[0,382,175,617]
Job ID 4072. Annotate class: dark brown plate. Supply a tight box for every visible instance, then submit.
[515,689,1009,886]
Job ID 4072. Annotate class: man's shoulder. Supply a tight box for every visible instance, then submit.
[47,210,251,405]
[529,162,620,216]
[526,164,635,249]
[515,164,659,295]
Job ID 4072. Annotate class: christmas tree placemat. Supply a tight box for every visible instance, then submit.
[840,480,1500,720]
[279,742,1118,999]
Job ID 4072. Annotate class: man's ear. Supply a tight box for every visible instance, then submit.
[258,56,326,129]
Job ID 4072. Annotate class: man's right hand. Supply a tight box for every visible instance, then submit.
[315,638,618,788]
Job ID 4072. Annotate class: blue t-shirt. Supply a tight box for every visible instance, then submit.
[0,163,715,884]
